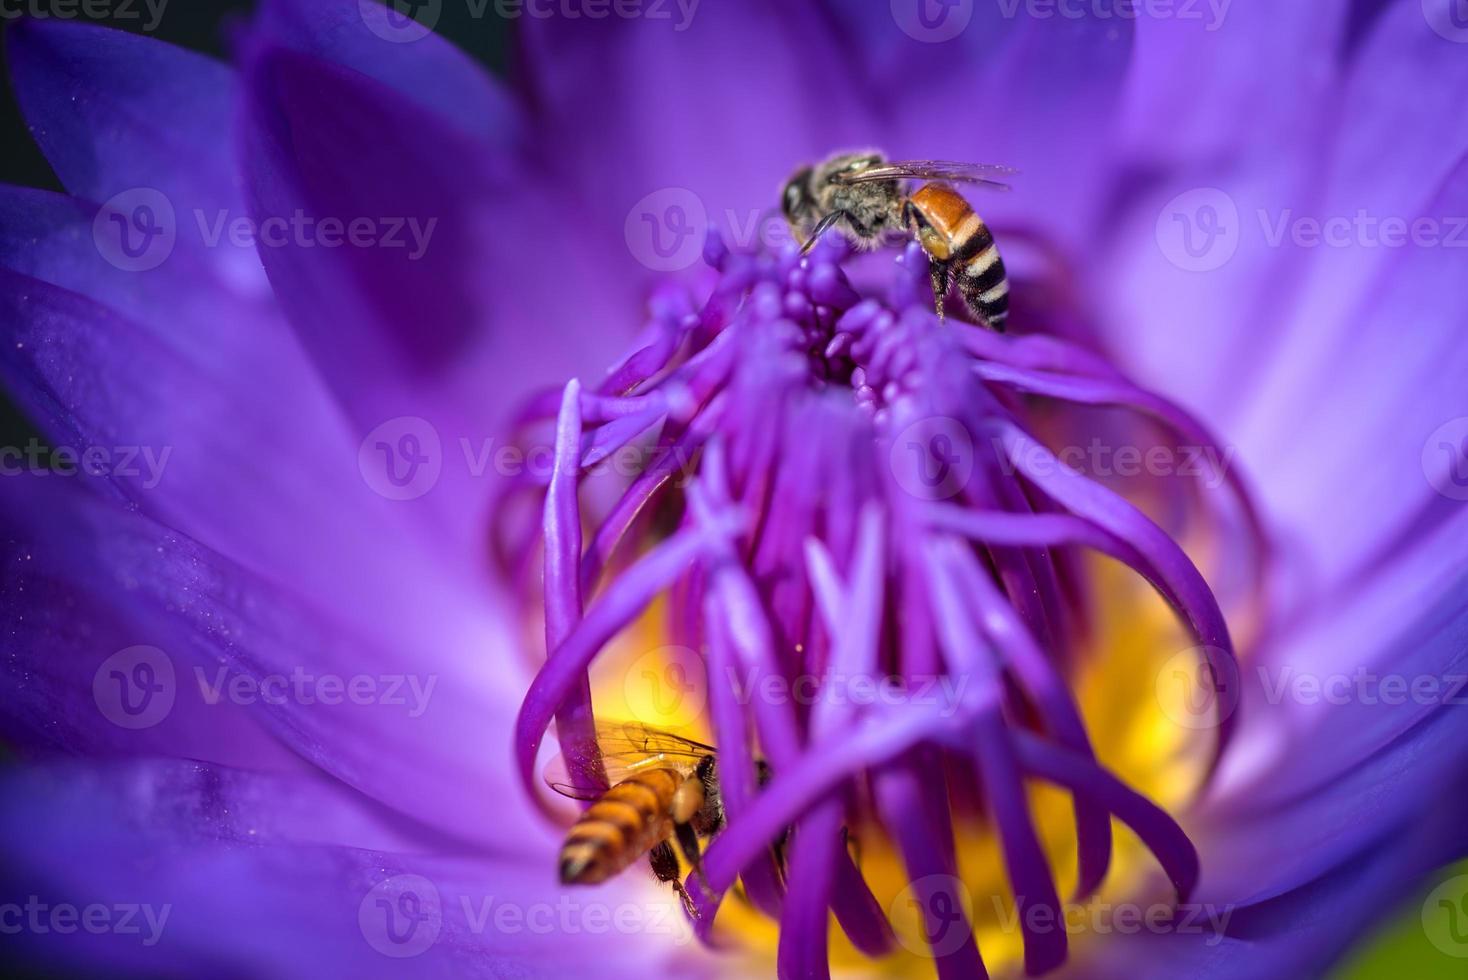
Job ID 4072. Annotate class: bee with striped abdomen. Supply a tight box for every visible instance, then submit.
[548,721,745,917]
[781,152,1015,330]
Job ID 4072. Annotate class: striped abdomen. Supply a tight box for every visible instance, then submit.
[559,768,680,885]
[909,182,1010,331]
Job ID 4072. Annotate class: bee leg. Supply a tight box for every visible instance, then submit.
[673,819,705,882]
[771,828,791,884]
[929,259,951,322]
[649,840,699,920]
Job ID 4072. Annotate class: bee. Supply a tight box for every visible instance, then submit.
[548,721,760,917]
[781,152,1016,330]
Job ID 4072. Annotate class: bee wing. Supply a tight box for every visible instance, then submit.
[542,720,713,801]
[834,160,1016,191]
[593,720,714,778]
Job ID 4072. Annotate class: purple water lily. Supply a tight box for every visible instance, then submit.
[2,1,1467,978]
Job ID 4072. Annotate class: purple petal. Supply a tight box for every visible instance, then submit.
[0,760,693,978]
[6,19,238,210]
[0,477,528,847]
[520,0,876,268]
[250,0,524,147]
[240,46,638,435]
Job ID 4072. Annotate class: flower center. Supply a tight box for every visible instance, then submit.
[500,228,1266,977]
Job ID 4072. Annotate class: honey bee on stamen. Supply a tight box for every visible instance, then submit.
[782,152,1016,330]
[548,721,773,918]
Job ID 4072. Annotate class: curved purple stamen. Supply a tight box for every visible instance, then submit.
[500,232,1258,976]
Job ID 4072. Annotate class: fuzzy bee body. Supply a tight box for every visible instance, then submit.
[549,723,730,917]
[782,151,1014,330]
[558,766,685,885]
[907,182,1009,330]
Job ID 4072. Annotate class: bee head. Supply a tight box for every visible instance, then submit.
[781,167,814,224]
